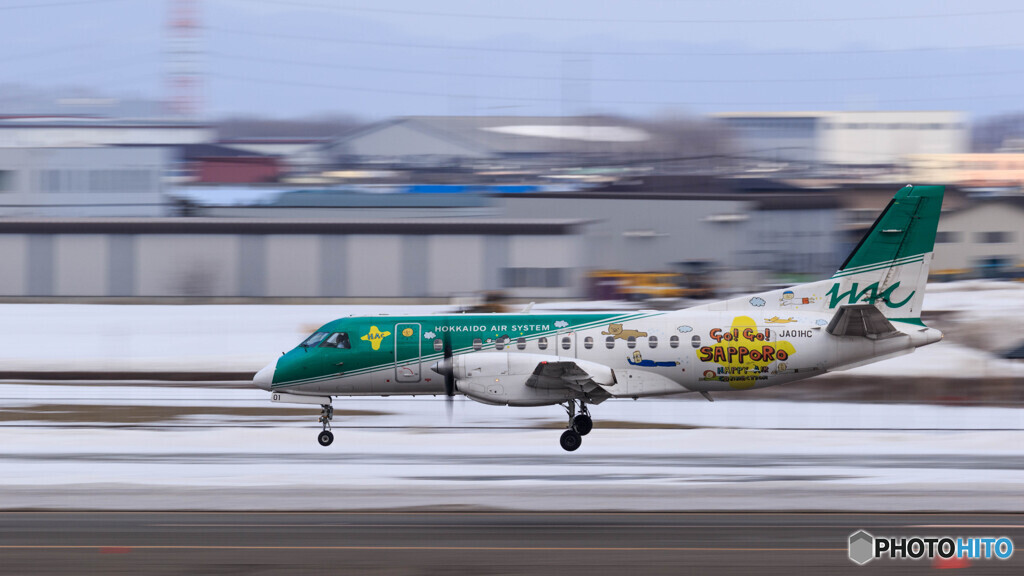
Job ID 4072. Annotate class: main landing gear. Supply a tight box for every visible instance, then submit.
[559,400,593,452]
[317,403,334,447]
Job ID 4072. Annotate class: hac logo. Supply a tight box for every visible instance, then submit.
[827,282,914,309]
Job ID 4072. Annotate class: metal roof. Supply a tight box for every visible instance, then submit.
[0,115,208,129]
[0,218,590,235]
[336,116,656,156]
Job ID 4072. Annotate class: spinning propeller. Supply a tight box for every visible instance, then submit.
[429,329,457,423]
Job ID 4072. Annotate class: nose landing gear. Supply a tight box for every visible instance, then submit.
[559,400,593,451]
[317,404,334,446]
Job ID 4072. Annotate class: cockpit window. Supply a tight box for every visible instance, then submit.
[320,332,351,349]
[300,331,328,348]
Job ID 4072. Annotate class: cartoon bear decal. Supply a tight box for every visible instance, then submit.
[602,323,648,340]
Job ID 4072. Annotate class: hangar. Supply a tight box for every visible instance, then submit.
[0,218,587,299]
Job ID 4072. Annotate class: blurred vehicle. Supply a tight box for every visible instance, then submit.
[452,291,509,313]
[588,262,714,301]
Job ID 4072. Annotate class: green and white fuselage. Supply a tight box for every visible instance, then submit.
[253,185,946,446]
[255,304,941,404]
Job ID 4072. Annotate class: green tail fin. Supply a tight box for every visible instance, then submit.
[829,185,944,322]
[691,185,944,323]
[836,185,944,276]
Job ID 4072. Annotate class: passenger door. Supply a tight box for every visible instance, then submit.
[394,323,422,382]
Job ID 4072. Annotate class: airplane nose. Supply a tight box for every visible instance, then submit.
[253,361,276,391]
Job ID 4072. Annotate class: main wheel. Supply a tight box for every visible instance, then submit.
[318,430,334,447]
[572,414,593,436]
[559,429,582,452]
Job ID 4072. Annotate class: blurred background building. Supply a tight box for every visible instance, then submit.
[2,1,1024,300]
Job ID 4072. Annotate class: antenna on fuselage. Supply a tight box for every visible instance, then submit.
[521,302,535,314]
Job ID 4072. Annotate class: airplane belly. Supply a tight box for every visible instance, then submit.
[606,369,687,398]
[291,375,373,396]
[371,367,446,396]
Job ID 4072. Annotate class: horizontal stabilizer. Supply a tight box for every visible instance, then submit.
[826,305,903,340]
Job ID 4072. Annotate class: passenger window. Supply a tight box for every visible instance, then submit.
[433,338,443,352]
[584,336,593,349]
[605,336,615,349]
[648,335,658,348]
[517,337,527,350]
[627,336,636,349]
[691,335,701,348]
[561,336,571,350]
[473,338,482,351]
[495,337,506,351]
[321,332,351,349]
[537,337,548,350]
[670,335,679,348]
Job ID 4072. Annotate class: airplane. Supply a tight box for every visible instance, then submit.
[253,184,945,451]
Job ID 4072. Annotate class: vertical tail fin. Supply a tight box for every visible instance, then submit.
[696,185,944,323]
[827,185,944,322]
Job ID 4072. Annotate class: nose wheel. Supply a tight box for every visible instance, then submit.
[559,400,593,451]
[317,404,334,447]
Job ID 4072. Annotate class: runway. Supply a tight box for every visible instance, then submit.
[2,511,1023,575]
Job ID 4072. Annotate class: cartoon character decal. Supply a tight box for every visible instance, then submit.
[764,316,797,324]
[627,351,679,367]
[780,291,816,306]
[695,316,796,390]
[602,324,648,340]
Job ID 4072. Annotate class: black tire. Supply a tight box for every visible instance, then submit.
[318,430,334,447]
[559,429,582,452]
[572,415,593,436]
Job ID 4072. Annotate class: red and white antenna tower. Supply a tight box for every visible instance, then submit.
[166,0,202,119]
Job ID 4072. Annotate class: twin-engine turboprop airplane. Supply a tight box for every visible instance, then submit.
[254,185,945,451]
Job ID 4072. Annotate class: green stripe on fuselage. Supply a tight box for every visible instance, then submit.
[270,311,660,387]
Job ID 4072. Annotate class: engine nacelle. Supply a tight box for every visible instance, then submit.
[450,353,576,407]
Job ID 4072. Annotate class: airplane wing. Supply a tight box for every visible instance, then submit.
[523,358,617,391]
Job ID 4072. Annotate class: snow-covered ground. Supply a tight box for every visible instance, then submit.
[0,383,1023,511]
[0,281,1022,511]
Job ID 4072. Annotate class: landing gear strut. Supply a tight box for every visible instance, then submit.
[317,404,334,447]
[559,400,593,451]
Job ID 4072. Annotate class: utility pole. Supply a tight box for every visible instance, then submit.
[166,0,202,119]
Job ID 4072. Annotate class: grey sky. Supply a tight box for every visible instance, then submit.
[2,0,1024,119]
